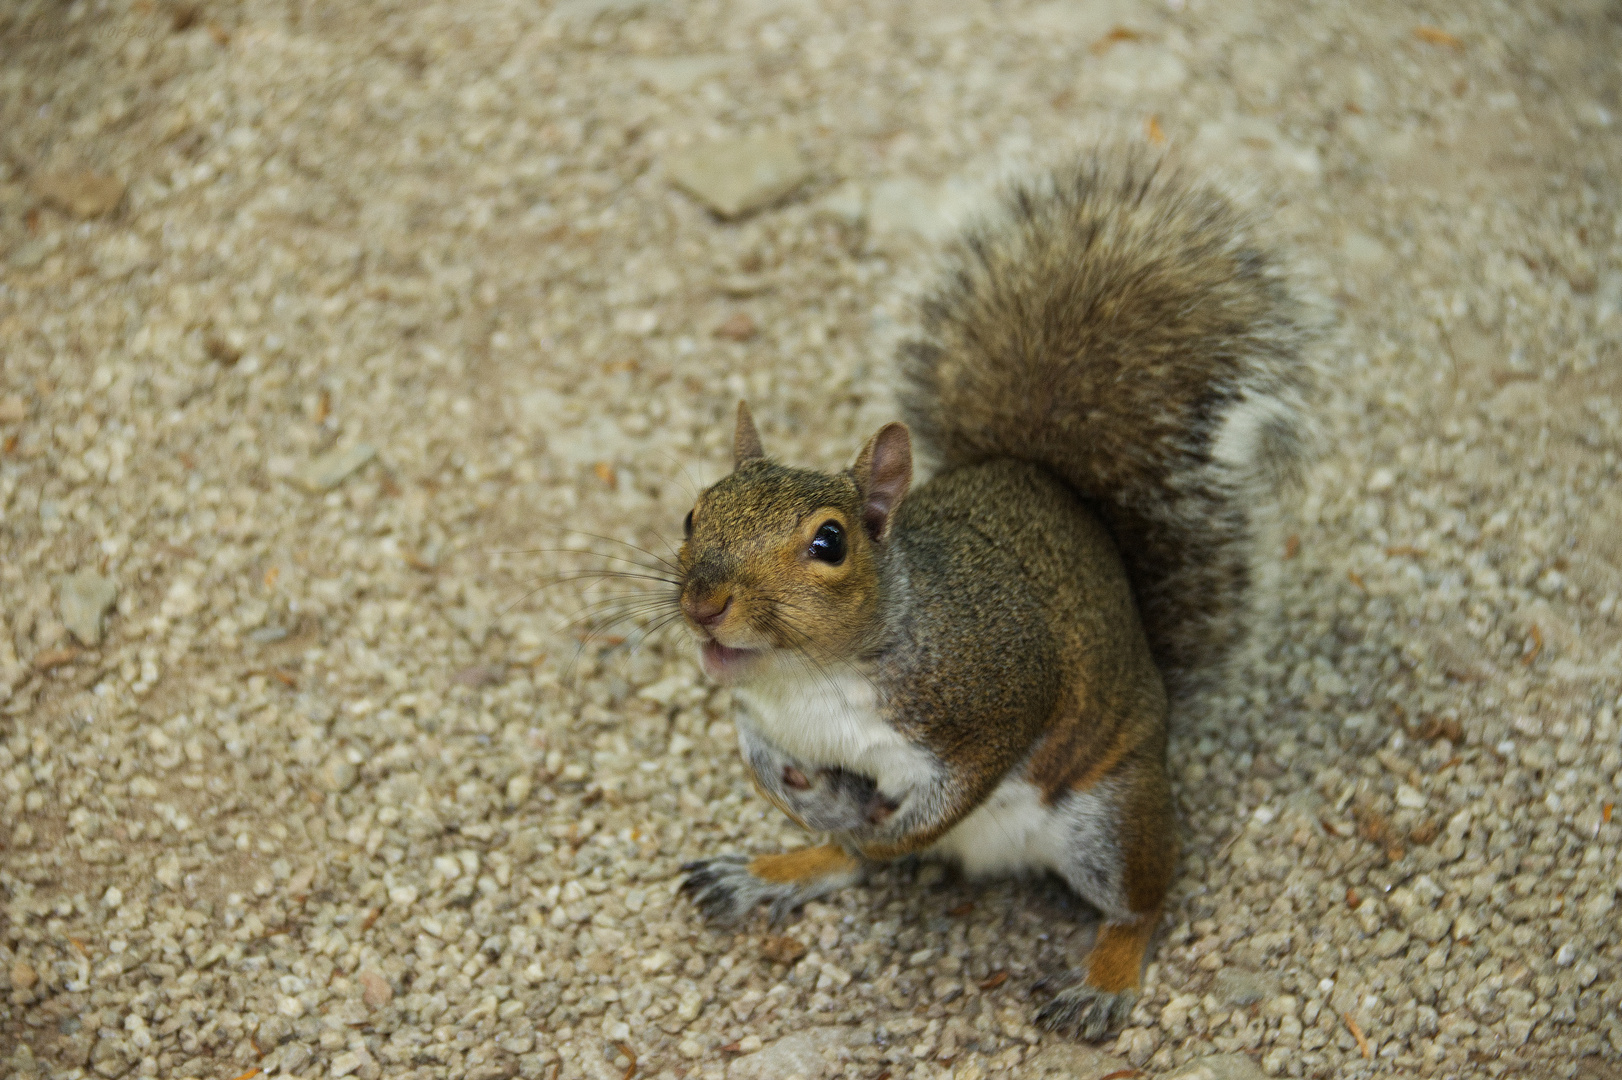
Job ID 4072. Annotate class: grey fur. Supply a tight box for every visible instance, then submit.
[898,151,1317,699]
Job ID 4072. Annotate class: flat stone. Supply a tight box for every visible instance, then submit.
[813,181,867,228]
[1164,1053,1270,1080]
[0,395,27,424]
[726,1028,854,1080]
[866,176,982,242]
[33,169,126,218]
[1022,1043,1134,1078]
[667,133,811,219]
[1212,966,1279,1007]
[59,571,118,647]
[627,54,732,94]
[296,443,376,492]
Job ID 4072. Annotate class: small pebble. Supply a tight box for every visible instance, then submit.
[295,443,376,492]
[666,133,811,219]
[58,571,118,647]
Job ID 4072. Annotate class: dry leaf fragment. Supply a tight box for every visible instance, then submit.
[1414,716,1463,743]
[1603,803,1613,823]
[1284,534,1301,560]
[1345,887,1361,909]
[947,902,974,917]
[206,335,243,366]
[1385,545,1425,558]
[1344,1012,1372,1058]
[1091,26,1143,54]
[594,461,618,490]
[617,1042,637,1080]
[1410,818,1440,845]
[1347,570,1366,590]
[761,934,808,964]
[1523,624,1543,666]
[33,170,125,218]
[33,647,81,672]
[978,970,1009,990]
[1145,114,1166,146]
[715,312,758,341]
[1414,26,1463,50]
[1099,1071,1142,1080]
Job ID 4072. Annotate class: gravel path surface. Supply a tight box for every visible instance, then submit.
[3,1,1620,1078]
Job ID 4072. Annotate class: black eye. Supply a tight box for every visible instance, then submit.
[683,510,694,538]
[808,521,846,564]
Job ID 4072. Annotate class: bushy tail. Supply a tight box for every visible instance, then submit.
[898,153,1317,699]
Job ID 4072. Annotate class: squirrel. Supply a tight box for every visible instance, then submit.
[672,152,1315,1039]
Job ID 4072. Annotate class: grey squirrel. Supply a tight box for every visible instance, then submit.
[672,152,1315,1038]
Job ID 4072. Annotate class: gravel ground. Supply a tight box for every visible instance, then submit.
[3,1,1620,1078]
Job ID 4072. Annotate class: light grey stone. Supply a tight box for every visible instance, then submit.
[667,134,811,219]
[726,1028,855,1080]
[1022,1042,1134,1078]
[1212,966,1279,1007]
[59,571,117,646]
[1164,1052,1270,1080]
[296,443,376,492]
[866,176,981,242]
[1372,927,1410,958]
[627,54,732,94]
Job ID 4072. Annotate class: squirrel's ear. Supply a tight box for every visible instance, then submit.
[852,422,912,542]
[734,401,764,468]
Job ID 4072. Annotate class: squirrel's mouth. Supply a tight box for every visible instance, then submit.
[698,639,761,683]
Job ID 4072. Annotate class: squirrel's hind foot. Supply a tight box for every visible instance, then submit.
[681,844,862,926]
[1035,982,1137,1041]
[679,855,802,925]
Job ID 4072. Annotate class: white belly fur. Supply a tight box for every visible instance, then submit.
[732,655,940,799]
[927,776,1065,876]
[928,774,1126,916]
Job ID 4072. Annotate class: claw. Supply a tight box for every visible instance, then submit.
[1036,982,1136,1042]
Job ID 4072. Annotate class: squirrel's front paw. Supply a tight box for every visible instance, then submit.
[681,844,862,926]
[1035,981,1137,1041]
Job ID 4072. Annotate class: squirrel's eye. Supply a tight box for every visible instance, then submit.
[808,521,846,565]
[683,510,694,538]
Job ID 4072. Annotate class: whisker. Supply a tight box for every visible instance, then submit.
[556,595,682,636]
[497,572,678,620]
[490,546,675,577]
[522,525,683,575]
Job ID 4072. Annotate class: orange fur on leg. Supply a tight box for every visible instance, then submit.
[1082,914,1158,994]
[748,843,859,886]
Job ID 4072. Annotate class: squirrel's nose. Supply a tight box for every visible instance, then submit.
[682,591,732,630]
